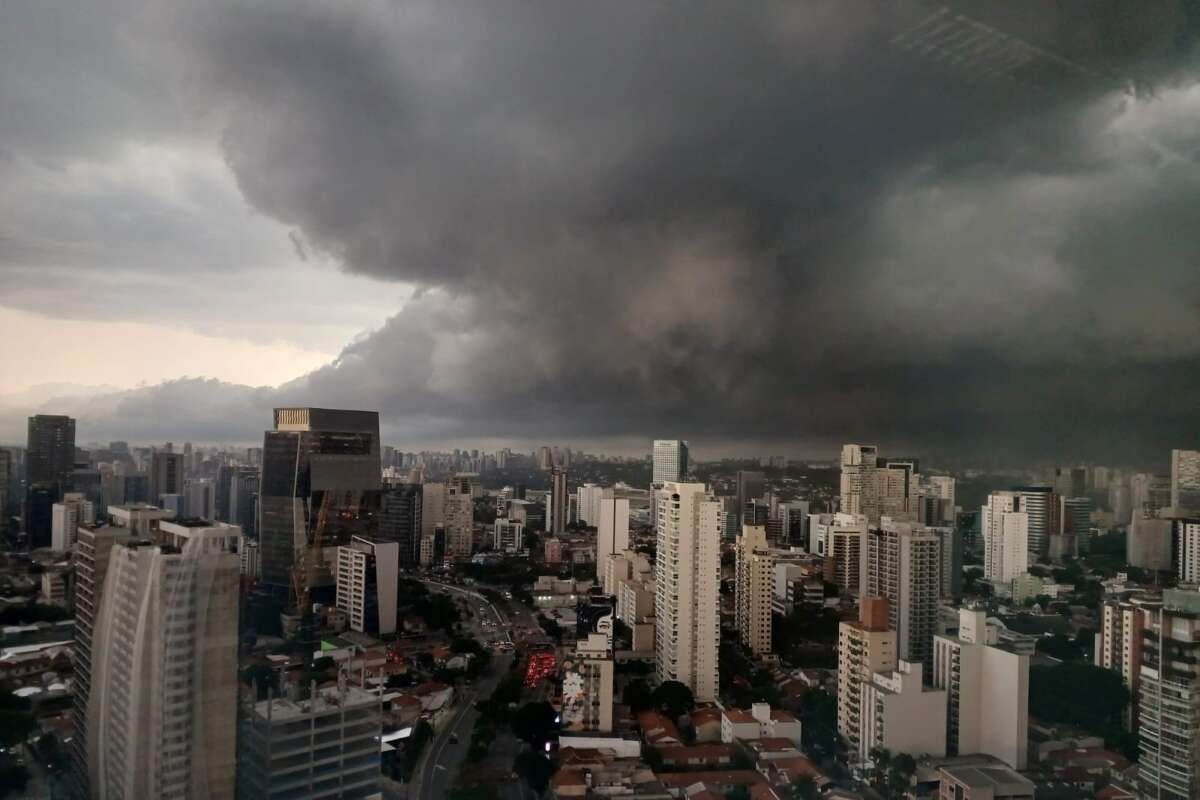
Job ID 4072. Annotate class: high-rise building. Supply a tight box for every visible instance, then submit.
[932,526,963,600]
[336,535,400,635]
[576,483,612,527]
[1014,486,1058,561]
[1131,472,1171,516]
[258,408,382,588]
[562,633,614,733]
[1055,496,1092,559]
[537,446,553,471]
[51,492,94,552]
[149,451,184,506]
[933,608,1030,769]
[654,482,721,702]
[1138,589,1200,799]
[1172,449,1200,514]
[493,519,524,553]
[1127,511,1174,572]
[810,513,868,595]
[877,458,920,522]
[87,520,240,799]
[1175,518,1200,584]
[840,444,879,521]
[547,467,568,535]
[919,474,956,526]
[735,470,766,524]
[1095,594,1161,729]
[982,492,1029,584]
[652,440,689,484]
[776,501,809,548]
[867,521,941,669]
[444,474,476,559]
[837,597,896,757]
[380,483,422,568]
[238,684,382,799]
[71,522,134,797]
[734,525,776,656]
[858,660,947,762]
[420,481,446,540]
[185,477,217,520]
[26,414,76,488]
[228,466,259,537]
[0,448,11,524]
[24,482,59,549]
[597,497,630,574]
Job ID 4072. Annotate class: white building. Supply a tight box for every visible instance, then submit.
[1095,594,1161,728]
[809,512,868,595]
[652,440,689,484]
[51,492,94,552]
[184,477,217,520]
[336,535,400,635]
[837,597,896,756]
[87,520,240,799]
[493,518,524,553]
[576,484,612,527]
[735,525,775,656]
[720,703,803,747]
[597,497,631,575]
[840,444,879,521]
[654,482,721,702]
[1171,449,1200,513]
[859,660,947,762]
[982,492,1029,584]
[932,608,1030,769]
[1176,518,1200,583]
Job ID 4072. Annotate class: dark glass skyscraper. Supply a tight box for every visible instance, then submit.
[258,408,382,589]
[381,483,422,568]
[26,414,76,488]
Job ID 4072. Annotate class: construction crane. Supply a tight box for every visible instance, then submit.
[290,489,335,616]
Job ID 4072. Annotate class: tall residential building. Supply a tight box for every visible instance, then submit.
[933,526,963,600]
[420,481,446,540]
[919,474,956,526]
[24,483,59,549]
[1127,511,1174,572]
[867,521,941,669]
[1015,486,1058,561]
[576,483,612,527]
[837,597,896,756]
[336,535,400,635]
[840,444,879,521]
[493,519,524,553]
[185,477,217,520]
[1131,472,1171,515]
[51,492,95,552]
[735,470,766,524]
[1176,518,1200,584]
[776,501,810,548]
[1055,496,1092,559]
[1171,449,1200,513]
[258,408,382,588]
[444,474,476,560]
[562,633,615,733]
[877,459,920,522]
[1138,589,1200,800]
[547,467,569,535]
[982,492,1029,584]
[735,525,775,656]
[810,512,868,595]
[597,497,630,573]
[149,451,184,505]
[0,448,11,522]
[26,414,76,488]
[654,482,721,702]
[71,523,134,797]
[1095,594,1161,729]
[652,440,689,484]
[88,520,241,799]
[380,483,422,568]
[858,660,947,762]
[238,684,382,799]
[932,608,1030,769]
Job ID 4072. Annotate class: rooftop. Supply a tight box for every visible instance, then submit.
[251,685,379,722]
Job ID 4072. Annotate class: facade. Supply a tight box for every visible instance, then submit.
[867,521,941,669]
[1176,518,1200,584]
[1171,449,1200,513]
[1095,594,1161,729]
[933,526,963,600]
[734,525,775,656]
[837,597,896,756]
[840,444,878,521]
[562,633,614,733]
[238,685,382,799]
[932,609,1029,769]
[810,512,868,595]
[87,521,240,799]
[1137,589,1200,800]
[444,474,476,560]
[380,483,422,568]
[776,501,810,548]
[1014,486,1058,561]
[0,448,10,523]
[654,482,721,702]
[493,519,524,553]
[982,492,1029,584]
[228,467,259,537]
[735,470,766,524]
[258,408,382,588]
[336,535,400,635]
[52,492,95,552]
[859,660,946,762]
[547,467,569,535]
[919,474,957,526]
[596,497,630,571]
[652,440,689,484]
[149,451,184,506]
[1131,472,1172,515]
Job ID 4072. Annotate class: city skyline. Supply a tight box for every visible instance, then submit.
[3,2,1200,461]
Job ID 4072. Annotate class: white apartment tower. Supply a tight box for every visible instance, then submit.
[87,520,241,799]
[654,482,721,702]
[840,444,879,521]
[597,497,631,569]
[1095,594,1161,729]
[735,525,775,656]
[52,492,95,552]
[932,608,1030,769]
[982,492,1030,584]
[867,520,941,669]
[837,597,896,756]
[336,535,400,636]
[577,483,613,527]
[652,440,689,484]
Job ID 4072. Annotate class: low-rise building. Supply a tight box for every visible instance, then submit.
[859,660,947,762]
[719,703,802,747]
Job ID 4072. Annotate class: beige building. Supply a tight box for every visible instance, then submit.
[868,520,941,669]
[88,520,240,799]
[1138,589,1200,799]
[444,474,475,559]
[735,525,776,655]
[563,633,614,733]
[982,492,1030,584]
[837,597,896,755]
[654,482,721,702]
[937,763,1034,800]
[859,660,946,762]
[840,444,879,521]
[932,609,1030,769]
[1095,594,1161,729]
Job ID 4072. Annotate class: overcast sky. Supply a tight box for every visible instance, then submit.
[2,1,1198,463]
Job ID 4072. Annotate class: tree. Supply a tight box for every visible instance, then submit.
[887,752,917,798]
[799,689,839,758]
[513,752,555,793]
[651,680,694,721]
[0,688,36,749]
[1030,662,1128,731]
[623,678,653,713]
[512,702,558,746]
[1036,634,1085,661]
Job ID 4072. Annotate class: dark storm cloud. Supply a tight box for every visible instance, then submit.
[7,0,1200,462]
